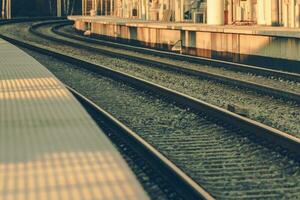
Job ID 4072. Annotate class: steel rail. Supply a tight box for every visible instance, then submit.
[30,21,300,103]
[68,86,215,200]
[1,33,299,158]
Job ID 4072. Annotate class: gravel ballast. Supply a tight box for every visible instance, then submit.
[23,48,300,200]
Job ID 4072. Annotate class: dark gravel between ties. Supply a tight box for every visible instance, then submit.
[23,48,183,200]
[24,49,300,200]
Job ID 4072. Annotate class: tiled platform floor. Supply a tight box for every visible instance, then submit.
[0,38,149,200]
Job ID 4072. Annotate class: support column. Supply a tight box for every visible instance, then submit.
[82,0,84,15]
[2,0,5,18]
[271,0,279,25]
[180,0,184,21]
[84,0,87,15]
[265,0,272,25]
[122,0,125,18]
[5,0,8,19]
[257,0,265,25]
[283,0,288,26]
[138,0,142,18]
[6,0,11,19]
[105,0,108,15]
[57,0,62,17]
[95,0,99,15]
[9,0,11,19]
[290,0,295,27]
[207,0,224,25]
[145,0,148,19]
[110,0,113,15]
[141,0,146,19]
[145,0,149,20]
[296,2,300,27]
[248,0,253,21]
[227,0,233,24]
[159,0,164,20]
[174,0,179,21]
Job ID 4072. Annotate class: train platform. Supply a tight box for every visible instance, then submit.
[0,38,149,200]
[68,16,300,39]
[69,15,300,67]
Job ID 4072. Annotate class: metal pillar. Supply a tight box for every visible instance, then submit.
[145,0,149,20]
[257,0,265,25]
[283,1,288,27]
[141,0,146,19]
[82,0,86,15]
[180,0,184,21]
[296,2,300,27]
[92,0,94,10]
[271,0,279,25]
[95,0,99,14]
[159,0,164,20]
[290,0,295,27]
[8,0,10,18]
[265,0,272,25]
[105,0,108,15]
[57,0,62,17]
[1,0,5,18]
[174,0,184,22]
[247,0,253,21]
[99,0,102,15]
[110,0,112,15]
[174,0,179,21]
[82,0,83,15]
[4,0,11,19]
[227,0,233,24]
[122,0,125,17]
[207,0,224,25]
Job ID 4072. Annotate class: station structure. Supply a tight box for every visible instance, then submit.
[71,0,300,67]
[82,0,300,28]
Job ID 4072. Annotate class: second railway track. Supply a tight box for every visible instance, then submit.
[1,18,300,199]
[53,21,300,78]
[31,20,300,104]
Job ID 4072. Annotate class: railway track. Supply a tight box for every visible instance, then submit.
[0,18,210,200]
[54,21,300,79]
[68,86,213,200]
[29,20,300,105]
[15,21,299,136]
[1,19,300,199]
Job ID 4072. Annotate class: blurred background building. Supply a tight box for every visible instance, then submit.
[1,0,81,18]
[82,0,300,28]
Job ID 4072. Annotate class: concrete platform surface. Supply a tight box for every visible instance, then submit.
[69,16,300,39]
[0,38,149,200]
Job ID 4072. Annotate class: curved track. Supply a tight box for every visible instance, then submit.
[31,21,300,104]
[55,21,300,80]
[68,86,214,200]
[24,20,300,138]
[0,19,300,199]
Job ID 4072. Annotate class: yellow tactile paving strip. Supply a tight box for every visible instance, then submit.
[0,39,149,200]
